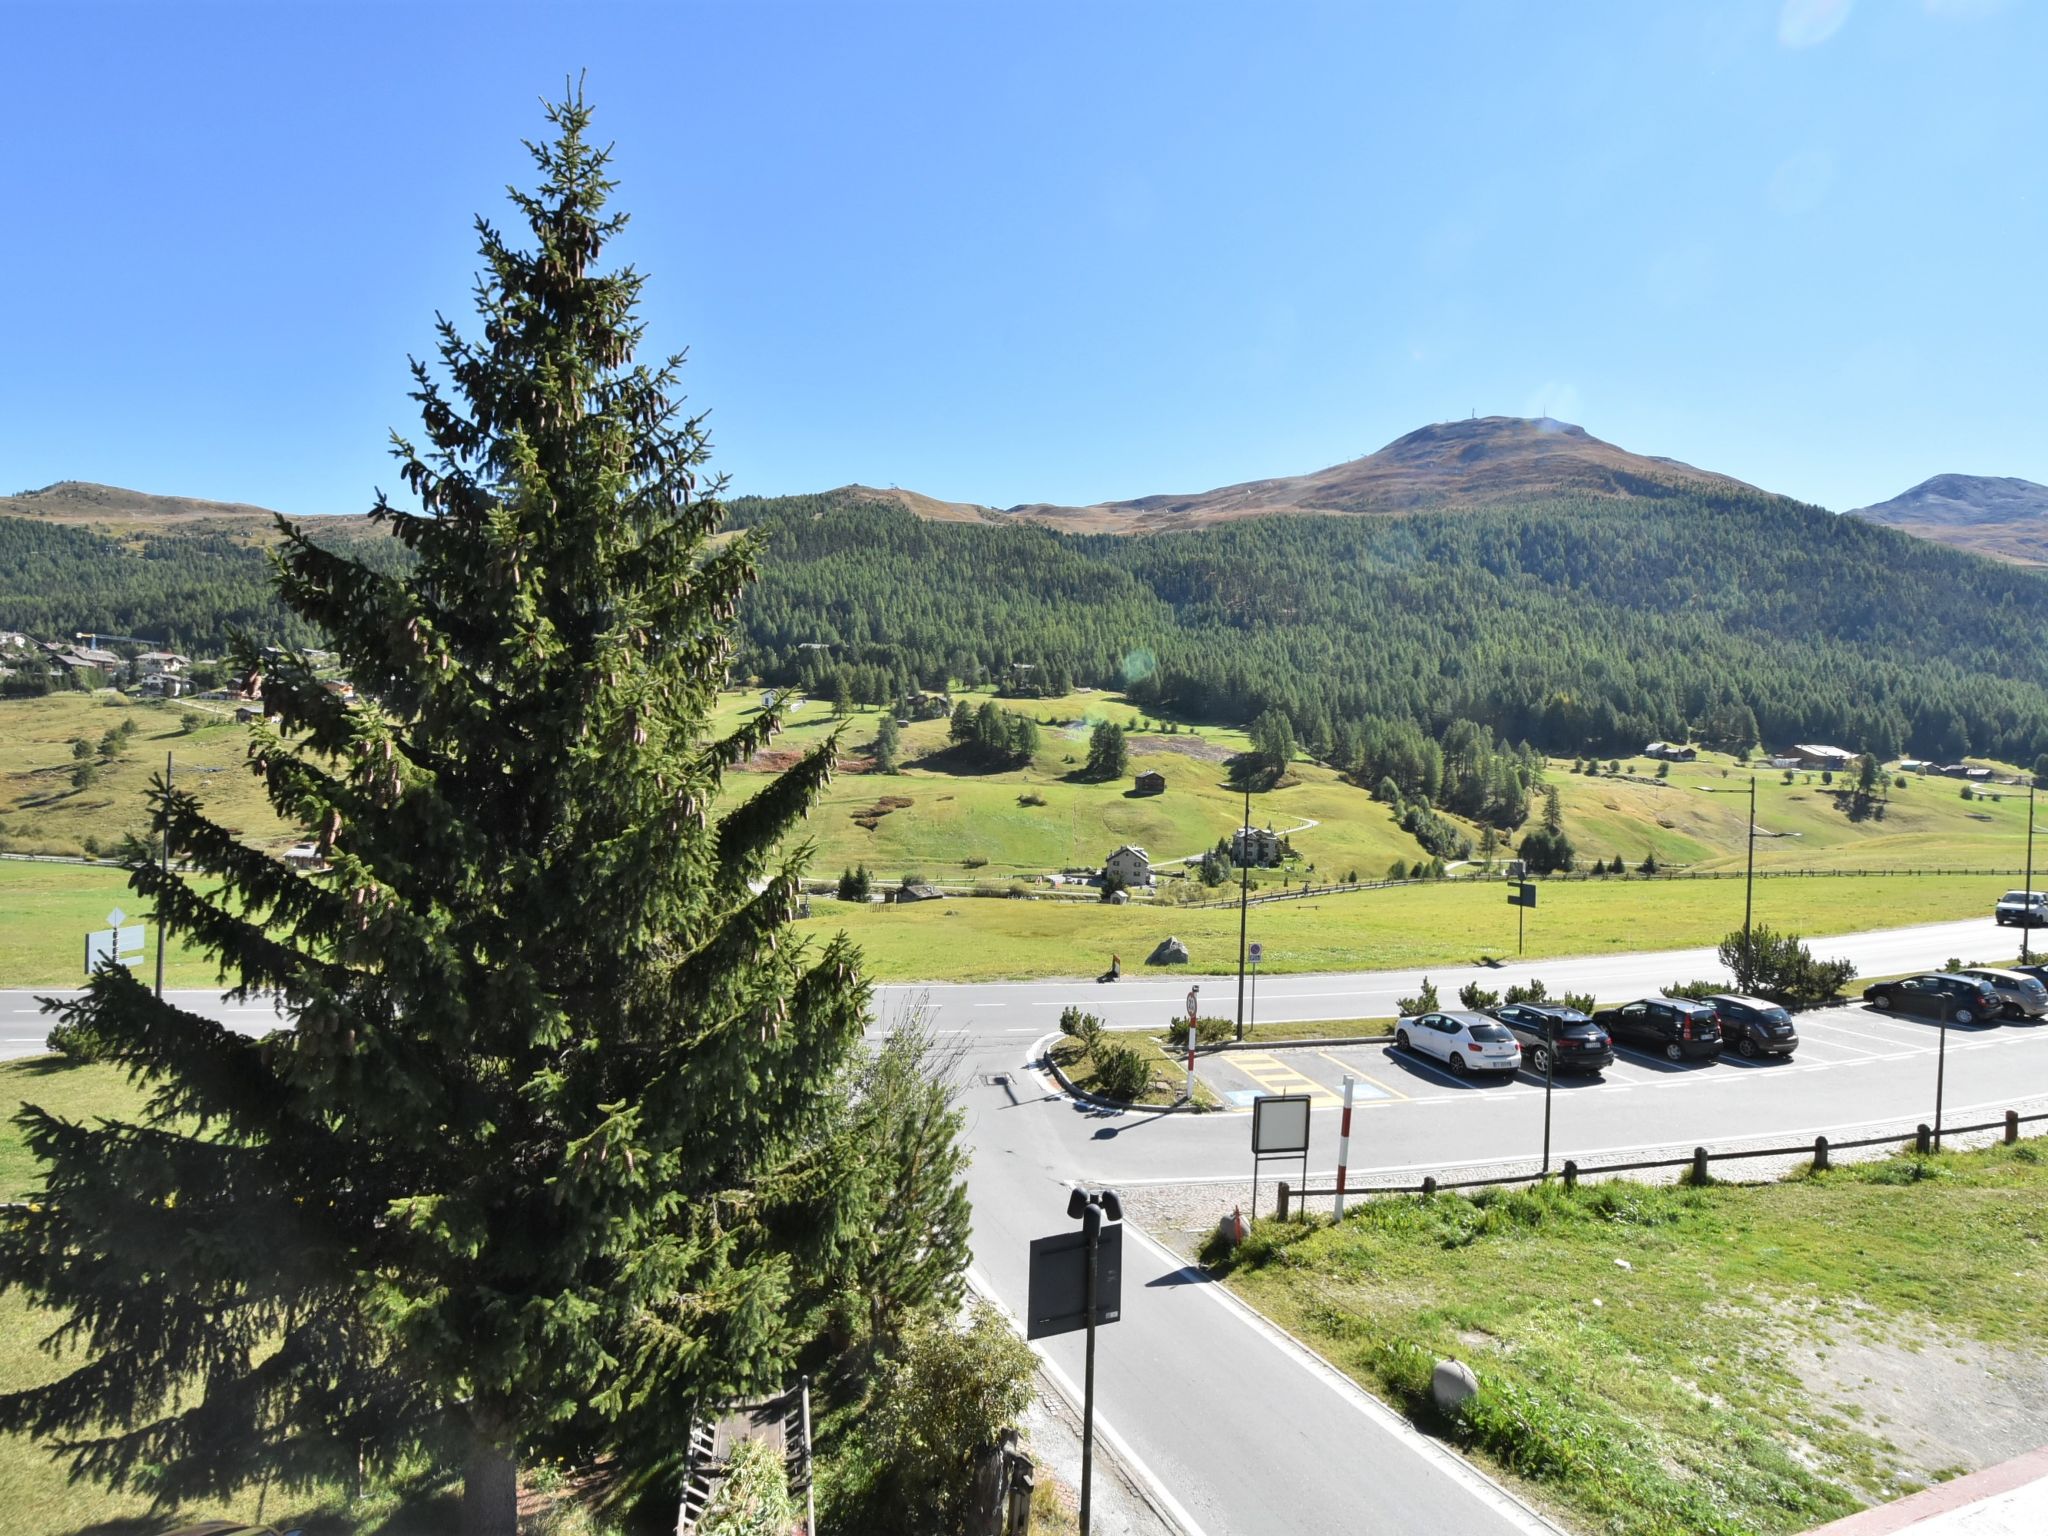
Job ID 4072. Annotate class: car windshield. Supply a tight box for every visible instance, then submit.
[1469,1023,1514,1042]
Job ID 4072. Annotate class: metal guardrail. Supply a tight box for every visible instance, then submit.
[1272,1109,2048,1215]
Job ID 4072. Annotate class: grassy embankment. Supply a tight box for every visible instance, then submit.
[0,691,297,859]
[1210,1141,2048,1536]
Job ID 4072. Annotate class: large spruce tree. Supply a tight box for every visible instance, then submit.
[0,93,868,1534]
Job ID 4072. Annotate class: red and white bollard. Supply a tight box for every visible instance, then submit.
[1334,1075,1356,1218]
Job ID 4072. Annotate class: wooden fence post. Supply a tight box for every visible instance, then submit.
[1915,1124,1932,1155]
[1421,1176,1437,1198]
[1562,1160,1577,1189]
[2007,1111,2020,1146]
[1813,1135,1829,1171]
[1691,1147,1710,1184]
[1277,1181,1291,1221]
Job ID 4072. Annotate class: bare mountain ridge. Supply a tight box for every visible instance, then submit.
[837,416,1761,535]
[0,480,374,540]
[1845,474,2048,566]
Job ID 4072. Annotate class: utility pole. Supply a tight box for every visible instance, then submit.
[1741,773,1757,990]
[2026,781,2037,967]
[1235,784,1250,1043]
[155,752,171,999]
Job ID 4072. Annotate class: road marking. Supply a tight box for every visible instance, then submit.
[1314,1052,1405,1102]
[973,1002,1008,1009]
[1219,1050,1343,1107]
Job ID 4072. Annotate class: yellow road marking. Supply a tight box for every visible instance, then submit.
[1222,1051,1343,1107]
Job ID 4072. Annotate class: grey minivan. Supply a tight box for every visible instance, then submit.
[1959,968,2048,1021]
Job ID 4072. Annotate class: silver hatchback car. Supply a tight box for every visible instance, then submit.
[1960,968,2048,1021]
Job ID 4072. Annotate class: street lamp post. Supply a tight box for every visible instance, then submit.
[2025,781,2037,967]
[1540,1028,1556,1175]
[1698,775,1758,989]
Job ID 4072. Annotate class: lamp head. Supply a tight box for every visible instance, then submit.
[1066,1187,1088,1220]
[1101,1189,1123,1223]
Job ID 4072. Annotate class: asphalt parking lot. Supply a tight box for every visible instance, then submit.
[1194,1002,2039,1111]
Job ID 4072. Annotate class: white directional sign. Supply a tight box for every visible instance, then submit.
[84,906,144,974]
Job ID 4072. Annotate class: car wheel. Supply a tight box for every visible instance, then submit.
[1448,1053,1468,1076]
[1871,994,1893,1010]
[1664,1041,1684,1062]
[1531,1047,1552,1075]
[1737,1036,1757,1058]
[1397,1030,1411,1052]
[1955,1008,1976,1025]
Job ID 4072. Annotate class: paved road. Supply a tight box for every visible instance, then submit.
[4,911,2040,1536]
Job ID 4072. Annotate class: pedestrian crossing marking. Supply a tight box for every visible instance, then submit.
[1224,1051,1344,1108]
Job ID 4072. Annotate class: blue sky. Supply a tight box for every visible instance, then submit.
[2,0,2042,515]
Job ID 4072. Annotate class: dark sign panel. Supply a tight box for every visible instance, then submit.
[1026,1225,1124,1340]
[1508,882,1537,908]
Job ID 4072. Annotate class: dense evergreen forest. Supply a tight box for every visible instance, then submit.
[0,515,408,653]
[732,489,2048,763]
[9,482,2048,766]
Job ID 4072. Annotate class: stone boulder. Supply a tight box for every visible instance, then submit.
[1432,1358,1478,1415]
[1148,936,1190,966]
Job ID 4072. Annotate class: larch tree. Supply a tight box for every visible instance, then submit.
[0,92,869,1536]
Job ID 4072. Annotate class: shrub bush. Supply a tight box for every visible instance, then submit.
[1166,1014,1233,1047]
[1396,978,1440,1017]
[1662,978,1726,1001]
[47,1015,111,1063]
[1457,982,1500,1012]
[1502,978,1548,1005]
[1091,1041,1151,1100]
[1717,926,1856,1007]
[1560,990,1596,1016]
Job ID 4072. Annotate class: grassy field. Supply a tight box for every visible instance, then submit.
[0,858,2007,987]
[0,861,225,988]
[793,871,2001,981]
[1209,1141,2048,1536]
[0,691,297,859]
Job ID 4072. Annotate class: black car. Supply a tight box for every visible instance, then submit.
[1593,997,1723,1061]
[1707,994,1800,1059]
[1862,974,1999,1024]
[1492,1003,1614,1075]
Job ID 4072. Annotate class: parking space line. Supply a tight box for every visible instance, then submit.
[1313,1050,1410,1103]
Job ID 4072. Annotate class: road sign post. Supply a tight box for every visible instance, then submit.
[1250,1093,1311,1220]
[1248,941,1263,1037]
[1184,987,1198,1101]
[85,907,145,975]
[1030,1190,1124,1535]
[1507,882,1536,955]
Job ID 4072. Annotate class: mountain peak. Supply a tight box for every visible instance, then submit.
[996,415,1756,532]
[1846,473,2048,565]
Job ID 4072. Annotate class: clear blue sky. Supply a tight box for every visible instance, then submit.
[3,0,2042,515]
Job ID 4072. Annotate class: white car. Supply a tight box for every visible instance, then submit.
[1995,891,2048,928]
[1395,1010,1523,1077]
